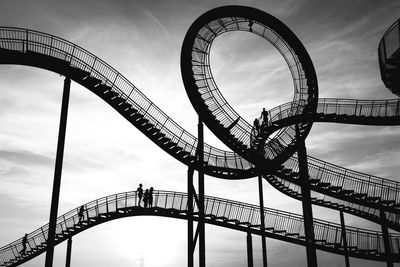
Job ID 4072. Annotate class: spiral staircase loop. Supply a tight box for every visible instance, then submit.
[181,5,319,168]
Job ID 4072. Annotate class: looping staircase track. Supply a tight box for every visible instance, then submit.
[1,6,400,265]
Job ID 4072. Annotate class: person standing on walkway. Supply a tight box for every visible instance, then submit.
[20,234,28,255]
[143,189,149,208]
[78,205,85,222]
[149,187,154,207]
[137,183,143,207]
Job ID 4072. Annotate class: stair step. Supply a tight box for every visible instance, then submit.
[106,90,119,98]
[328,186,341,191]
[379,199,395,205]
[352,193,367,199]
[82,76,102,87]
[317,182,330,188]
[341,189,354,195]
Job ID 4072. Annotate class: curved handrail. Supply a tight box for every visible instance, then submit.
[1,190,399,266]
[379,18,400,94]
[0,26,254,177]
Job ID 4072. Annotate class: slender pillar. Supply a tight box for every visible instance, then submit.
[380,210,393,267]
[339,211,350,267]
[45,77,71,267]
[258,174,268,267]
[65,238,72,267]
[198,117,205,267]
[188,167,194,267]
[246,231,254,267]
[295,124,317,267]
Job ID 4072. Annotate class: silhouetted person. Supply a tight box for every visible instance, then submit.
[78,205,85,222]
[149,187,154,207]
[20,234,28,255]
[143,189,149,208]
[261,108,269,129]
[137,183,143,207]
[253,118,260,133]
[248,20,254,32]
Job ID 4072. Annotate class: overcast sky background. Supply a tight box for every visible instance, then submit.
[0,0,400,266]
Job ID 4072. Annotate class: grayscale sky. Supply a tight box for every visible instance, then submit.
[0,0,400,266]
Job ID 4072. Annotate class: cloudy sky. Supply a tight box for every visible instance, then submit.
[0,0,400,266]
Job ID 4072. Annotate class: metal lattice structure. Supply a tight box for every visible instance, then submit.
[0,5,400,267]
[1,190,400,266]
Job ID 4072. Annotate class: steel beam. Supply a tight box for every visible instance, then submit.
[258,174,268,267]
[65,238,72,267]
[339,211,350,267]
[247,231,254,267]
[296,124,317,267]
[198,117,205,267]
[45,77,71,267]
[188,167,194,267]
[380,210,393,267]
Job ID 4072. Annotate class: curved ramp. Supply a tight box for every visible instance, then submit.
[1,190,399,266]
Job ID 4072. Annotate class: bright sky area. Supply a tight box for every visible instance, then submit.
[0,0,400,266]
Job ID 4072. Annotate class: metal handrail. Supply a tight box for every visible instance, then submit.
[0,27,252,173]
[1,190,399,265]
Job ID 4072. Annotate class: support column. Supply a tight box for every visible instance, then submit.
[246,231,254,267]
[257,174,268,267]
[45,77,71,267]
[65,238,72,267]
[295,124,317,267]
[198,117,205,267]
[188,167,194,267]
[339,211,350,267]
[380,210,393,267]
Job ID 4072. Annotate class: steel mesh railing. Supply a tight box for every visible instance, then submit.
[0,27,253,174]
[188,15,315,162]
[1,190,399,265]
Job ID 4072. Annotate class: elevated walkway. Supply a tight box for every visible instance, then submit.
[1,190,399,266]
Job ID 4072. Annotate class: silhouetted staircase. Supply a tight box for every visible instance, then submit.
[1,190,399,266]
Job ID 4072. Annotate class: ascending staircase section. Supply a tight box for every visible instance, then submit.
[0,27,255,179]
[1,190,400,266]
[379,18,400,96]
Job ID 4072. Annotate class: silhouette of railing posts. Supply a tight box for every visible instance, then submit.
[295,124,317,267]
[45,77,71,267]
[381,210,394,267]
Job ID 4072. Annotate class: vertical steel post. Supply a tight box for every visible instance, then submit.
[188,167,194,267]
[198,117,205,267]
[45,77,71,267]
[295,124,317,267]
[65,238,72,267]
[339,211,350,267]
[247,231,254,267]
[380,210,393,267]
[258,174,268,267]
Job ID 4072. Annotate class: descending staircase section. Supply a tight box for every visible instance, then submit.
[181,6,318,168]
[379,18,400,96]
[266,174,400,230]
[1,190,400,266]
[0,27,255,179]
[272,155,400,214]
